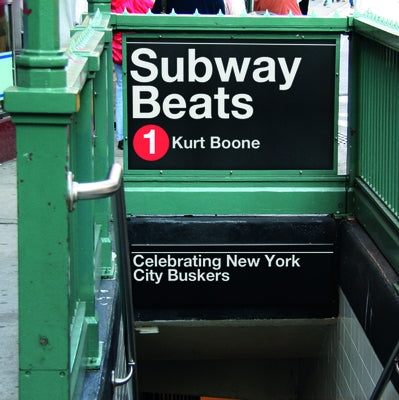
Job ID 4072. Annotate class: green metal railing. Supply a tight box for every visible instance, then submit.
[349,16,399,273]
[4,2,399,399]
[357,37,399,217]
[5,2,114,398]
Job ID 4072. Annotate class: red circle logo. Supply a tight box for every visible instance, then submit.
[133,125,170,161]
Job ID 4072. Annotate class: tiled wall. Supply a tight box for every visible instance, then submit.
[327,289,399,400]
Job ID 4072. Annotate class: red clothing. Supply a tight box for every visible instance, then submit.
[254,0,302,15]
[111,0,154,64]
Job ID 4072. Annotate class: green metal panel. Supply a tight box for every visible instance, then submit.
[353,180,399,270]
[116,14,349,215]
[19,370,69,400]
[69,78,100,364]
[350,18,399,273]
[16,120,70,399]
[112,13,351,33]
[124,180,347,215]
[16,121,70,365]
[357,36,399,217]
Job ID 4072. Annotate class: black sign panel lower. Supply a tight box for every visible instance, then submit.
[130,243,336,319]
[125,38,336,170]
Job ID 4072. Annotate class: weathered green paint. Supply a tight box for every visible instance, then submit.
[17,122,70,370]
[17,121,70,400]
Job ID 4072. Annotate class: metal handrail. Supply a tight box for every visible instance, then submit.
[67,163,136,387]
[67,163,123,208]
[369,340,399,400]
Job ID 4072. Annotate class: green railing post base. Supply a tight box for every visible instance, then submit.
[85,341,104,370]
[101,237,115,278]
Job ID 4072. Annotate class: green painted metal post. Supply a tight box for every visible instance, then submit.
[69,78,100,367]
[105,33,115,170]
[88,0,111,13]
[17,118,71,400]
[93,44,114,278]
[5,1,115,398]
[17,0,67,88]
[8,1,72,399]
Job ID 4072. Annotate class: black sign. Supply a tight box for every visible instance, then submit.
[125,37,336,171]
[130,243,335,312]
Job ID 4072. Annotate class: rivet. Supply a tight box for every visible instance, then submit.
[39,336,48,346]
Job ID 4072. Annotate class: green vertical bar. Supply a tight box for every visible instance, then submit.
[69,80,99,360]
[17,0,67,88]
[106,40,115,167]
[347,32,359,213]
[93,49,113,278]
[93,51,111,226]
[23,0,61,52]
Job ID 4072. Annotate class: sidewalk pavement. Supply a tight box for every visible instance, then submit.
[308,0,354,17]
[0,159,18,400]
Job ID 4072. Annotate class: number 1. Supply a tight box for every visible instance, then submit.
[143,129,156,154]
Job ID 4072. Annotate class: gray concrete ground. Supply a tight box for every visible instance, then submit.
[0,159,18,400]
[0,1,352,399]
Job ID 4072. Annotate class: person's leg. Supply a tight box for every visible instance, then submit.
[299,0,309,14]
[114,62,124,149]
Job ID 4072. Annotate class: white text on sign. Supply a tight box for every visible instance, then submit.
[130,48,302,120]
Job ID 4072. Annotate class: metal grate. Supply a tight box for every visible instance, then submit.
[357,36,399,217]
